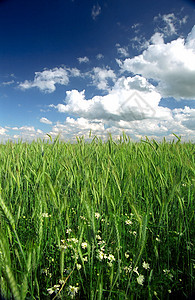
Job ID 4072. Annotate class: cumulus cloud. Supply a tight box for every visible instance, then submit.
[19,67,70,93]
[46,113,195,143]
[0,127,7,135]
[90,67,116,90]
[48,72,195,142]
[11,127,45,141]
[50,75,171,123]
[173,106,195,130]
[119,26,195,100]
[92,3,101,20]
[19,126,36,132]
[40,117,52,125]
[68,67,81,77]
[77,56,89,63]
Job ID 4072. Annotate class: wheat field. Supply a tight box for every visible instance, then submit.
[0,134,194,299]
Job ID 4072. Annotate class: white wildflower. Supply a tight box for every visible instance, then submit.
[133,267,139,275]
[142,261,150,270]
[67,285,79,298]
[47,287,54,295]
[125,220,132,225]
[47,285,60,295]
[137,274,144,285]
[108,254,115,262]
[98,251,104,261]
[81,242,88,249]
[95,212,100,219]
[76,264,82,270]
[42,213,50,218]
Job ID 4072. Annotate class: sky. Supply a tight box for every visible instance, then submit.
[0,0,195,142]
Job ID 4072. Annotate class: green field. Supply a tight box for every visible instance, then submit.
[0,134,194,299]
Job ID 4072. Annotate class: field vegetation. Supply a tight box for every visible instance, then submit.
[0,134,194,299]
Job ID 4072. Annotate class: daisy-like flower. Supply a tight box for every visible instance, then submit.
[137,274,144,285]
[125,220,132,225]
[66,228,72,234]
[95,212,100,219]
[125,252,130,258]
[81,242,88,249]
[142,261,150,270]
[42,212,50,218]
[98,250,104,261]
[83,256,88,262]
[47,285,60,295]
[47,287,54,295]
[67,285,79,299]
[76,264,82,270]
[96,235,101,240]
[108,254,115,262]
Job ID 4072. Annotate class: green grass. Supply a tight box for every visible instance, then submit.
[0,134,194,299]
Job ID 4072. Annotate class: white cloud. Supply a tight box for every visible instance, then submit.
[92,3,101,20]
[37,129,44,134]
[154,13,188,37]
[119,26,195,100]
[130,35,150,51]
[2,80,15,86]
[19,126,36,132]
[77,56,89,63]
[173,106,195,130]
[48,73,195,142]
[19,67,69,93]
[96,53,104,60]
[68,67,81,77]
[154,13,177,36]
[19,66,82,93]
[131,23,141,34]
[40,117,52,125]
[90,67,116,90]
[51,75,171,122]
[9,126,46,141]
[116,44,129,57]
[0,127,7,135]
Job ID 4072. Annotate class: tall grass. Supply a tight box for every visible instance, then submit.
[0,134,194,299]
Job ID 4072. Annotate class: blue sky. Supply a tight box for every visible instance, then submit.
[0,0,195,142]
